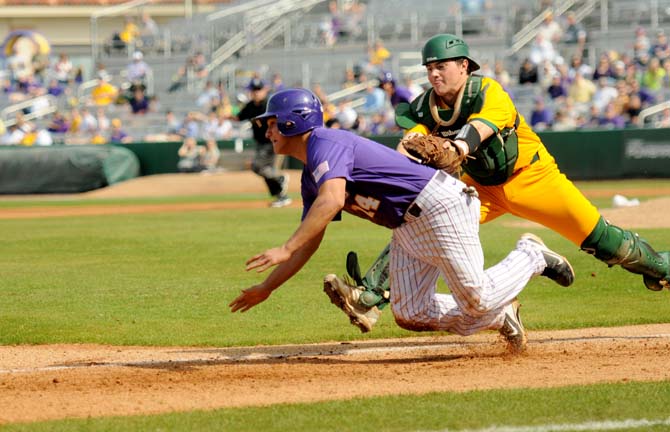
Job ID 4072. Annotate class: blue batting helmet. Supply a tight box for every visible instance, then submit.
[254,88,324,136]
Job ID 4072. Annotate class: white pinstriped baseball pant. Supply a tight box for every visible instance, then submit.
[390,170,546,336]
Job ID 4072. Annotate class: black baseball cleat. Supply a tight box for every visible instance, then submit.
[521,233,575,287]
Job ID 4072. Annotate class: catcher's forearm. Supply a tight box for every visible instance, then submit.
[456,120,494,154]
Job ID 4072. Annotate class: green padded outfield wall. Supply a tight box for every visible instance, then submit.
[44,129,667,180]
[0,145,140,194]
[116,139,255,175]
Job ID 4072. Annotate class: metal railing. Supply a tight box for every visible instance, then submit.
[90,0,155,60]
[0,95,58,128]
[639,99,670,125]
[202,0,327,85]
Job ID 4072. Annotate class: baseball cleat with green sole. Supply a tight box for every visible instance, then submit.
[643,251,670,291]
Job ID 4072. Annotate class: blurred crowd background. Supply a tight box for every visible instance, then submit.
[2,0,670,149]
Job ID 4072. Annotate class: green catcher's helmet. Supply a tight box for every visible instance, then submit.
[421,34,480,72]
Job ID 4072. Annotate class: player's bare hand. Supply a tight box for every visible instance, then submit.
[229,285,272,313]
[245,247,291,273]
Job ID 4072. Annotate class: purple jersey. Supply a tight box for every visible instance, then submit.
[300,127,435,228]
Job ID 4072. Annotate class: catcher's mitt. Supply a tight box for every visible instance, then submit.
[400,133,467,174]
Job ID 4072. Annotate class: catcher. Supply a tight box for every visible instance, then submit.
[325,33,670,333]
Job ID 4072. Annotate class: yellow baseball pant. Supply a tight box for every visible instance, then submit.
[462,145,601,246]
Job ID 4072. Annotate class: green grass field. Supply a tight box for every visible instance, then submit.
[2,180,670,431]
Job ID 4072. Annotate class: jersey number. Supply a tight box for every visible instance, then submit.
[352,195,380,218]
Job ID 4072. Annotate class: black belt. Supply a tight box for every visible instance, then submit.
[406,202,422,218]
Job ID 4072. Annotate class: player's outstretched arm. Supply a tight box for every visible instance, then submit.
[230,178,346,314]
[229,232,324,313]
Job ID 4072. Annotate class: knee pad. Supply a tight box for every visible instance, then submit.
[581,217,668,279]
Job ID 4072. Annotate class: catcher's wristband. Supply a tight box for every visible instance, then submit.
[454,123,480,154]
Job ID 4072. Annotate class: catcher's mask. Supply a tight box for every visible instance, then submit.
[421,34,480,72]
[254,88,324,136]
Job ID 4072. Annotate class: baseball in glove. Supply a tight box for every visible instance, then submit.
[400,133,467,174]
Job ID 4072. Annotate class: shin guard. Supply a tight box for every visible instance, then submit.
[581,217,670,290]
[346,245,391,309]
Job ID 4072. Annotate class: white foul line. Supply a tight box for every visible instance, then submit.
[430,417,670,432]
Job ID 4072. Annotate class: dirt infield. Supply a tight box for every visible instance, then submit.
[2,325,670,424]
[2,171,670,425]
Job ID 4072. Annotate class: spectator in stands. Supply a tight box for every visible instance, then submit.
[611,60,627,81]
[629,76,655,106]
[551,108,577,131]
[636,50,652,70]
[529,33,559,65]
[592,53,615,81]
[538,58,559,88]
[633,27,651,62]
[128,86,150,114]
[640,56,666,92]
[529,97,553,130]
[270,72,285,93]
[90,76,119,107]
[335,100,359,130]
[95,62,112,82]
[4,113,33,145]
[52,53,72,86]
[592,77,619,112]
[109,118,132,144]
[340,0,365,40]
[359,80,385,114]
[598,103,626,129]
[567,54,593,82]
[120,16,140,51]
[79,107,97,133]
[366,112,388,135]
[126,51,151,87]
[9,76,44,106]
[612,80,631,115]
[213,111,233,140]
[626,93,643,126]
[47,111,69,134]
[567,71,596,104]
[341,67,358,88]
[165,110,182,137]
[178,111,203,139]
[546,73,567,100]
[167,52,208,93]
[200,138,221,172]
[217,92,239,118]
[379,71,412,107]
[538,10,562,44]
[140,12,159,50]
[366,39,391,74]
[323,0,342,46]
[650,30,670,62]
[518,58,539,85]
[562,11,586,44]
[96,107,111,132]
[68,108,82,134]
[91,129,107,144]
[46,78,65,97]
[196,80,220,109]
[177,136,203,173]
